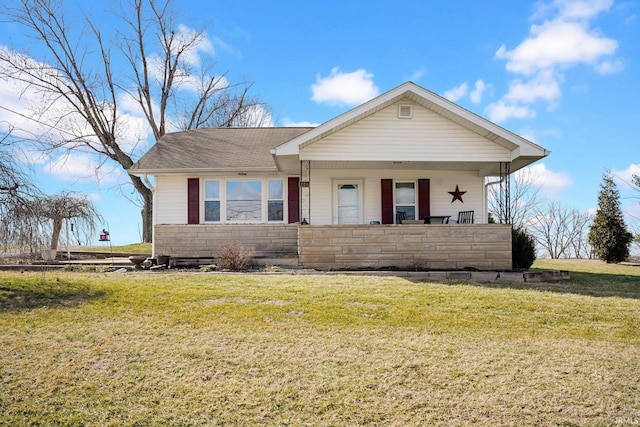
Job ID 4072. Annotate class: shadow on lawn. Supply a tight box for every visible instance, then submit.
[0,278,108,311]
[448,271,640,300]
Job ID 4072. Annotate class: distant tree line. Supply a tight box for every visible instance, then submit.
[490,169,637,263]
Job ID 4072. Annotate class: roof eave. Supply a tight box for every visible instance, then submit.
[128,166,280,176]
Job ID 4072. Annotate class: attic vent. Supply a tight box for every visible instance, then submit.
[398,104,413,119]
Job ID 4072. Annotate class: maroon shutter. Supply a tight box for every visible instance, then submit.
[418,179,431,219]
[187,178,199,224]
[381,179,393,224]
[287,177,300,223]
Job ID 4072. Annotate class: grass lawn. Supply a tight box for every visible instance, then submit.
[0,260,639,426]
[79,243,152,254]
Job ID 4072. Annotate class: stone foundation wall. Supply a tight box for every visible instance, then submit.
[155,224,512,270]
[298,224,512,270]
[154,224,298,259]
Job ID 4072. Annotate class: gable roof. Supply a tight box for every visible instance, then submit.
[272,81,549,170]
[129,82,549,177]
[129,127,312,174]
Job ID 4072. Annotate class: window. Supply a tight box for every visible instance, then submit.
[204,180,220,222]
[203,178,285,223]
[395,182,416,222]
[268,179,284,221]
[226,180,262,221]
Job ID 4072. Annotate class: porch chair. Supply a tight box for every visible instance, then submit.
[456,210,474,224]
[396,211,407,224]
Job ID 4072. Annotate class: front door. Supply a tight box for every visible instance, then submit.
[333,180,363,224]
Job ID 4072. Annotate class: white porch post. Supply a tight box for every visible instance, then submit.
[300,160,311,224]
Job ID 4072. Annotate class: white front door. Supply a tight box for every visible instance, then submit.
[333,180,363,224]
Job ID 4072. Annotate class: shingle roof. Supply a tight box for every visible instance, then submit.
[129,127,313,173]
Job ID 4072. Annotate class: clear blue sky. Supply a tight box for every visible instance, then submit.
[0,0,638,246]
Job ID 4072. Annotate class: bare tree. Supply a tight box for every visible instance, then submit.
[488,166,542,228]
[0,126,41,252]
[26,191,102,251]
[1,131,23,202]
[0,0,270,243]
[526,202,593,259]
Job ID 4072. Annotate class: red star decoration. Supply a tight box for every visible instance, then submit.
[448,185,466,203]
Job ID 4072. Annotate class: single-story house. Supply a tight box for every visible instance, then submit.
[128,81,549,270]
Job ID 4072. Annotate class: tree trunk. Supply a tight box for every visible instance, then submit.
[51,218,62,250]
[129,174,153,243]
[141,188,153,244]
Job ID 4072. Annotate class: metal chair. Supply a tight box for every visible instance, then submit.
[456,210,474,224]
[396,211,407,224]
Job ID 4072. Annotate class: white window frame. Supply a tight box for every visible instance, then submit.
[394,180,417,222]
[267,179,284,222]
[202,178,286,224]
[332,179,364,225]
[203,180,221,222]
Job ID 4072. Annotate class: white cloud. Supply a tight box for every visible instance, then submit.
[237,104,274,127]
[485,100,536,123]
[12,144,49,165]
[311,67,379,106]
[548,0,614,21]
[469,80,487,104]
[495,20,617,75]
[526,163,573,199]
[173,24,214,66]
[489,0,620,123]
[444,82,468,102]
[613,163,640,189]
[504,70,562,104]
[624,13,638,25]
[594,59,624,74]
[410,68,426,82]
[517,126,539,144]
[282,118,319,127]
[212,36,232,53]
[45,152,122,184]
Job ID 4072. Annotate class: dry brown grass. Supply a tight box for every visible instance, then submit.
[0,261,639,426]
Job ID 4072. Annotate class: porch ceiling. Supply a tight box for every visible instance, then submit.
[310,160,506,176]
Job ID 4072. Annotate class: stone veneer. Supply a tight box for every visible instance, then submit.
[298,224,512,270]
[154,224,298,259]
[155,224,513,270]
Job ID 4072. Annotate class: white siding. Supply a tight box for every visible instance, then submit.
[155,175,188,224]
[155,174,291,225]
[300,100,511,162]
[308,168,485,225]
[155,170,485,227]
